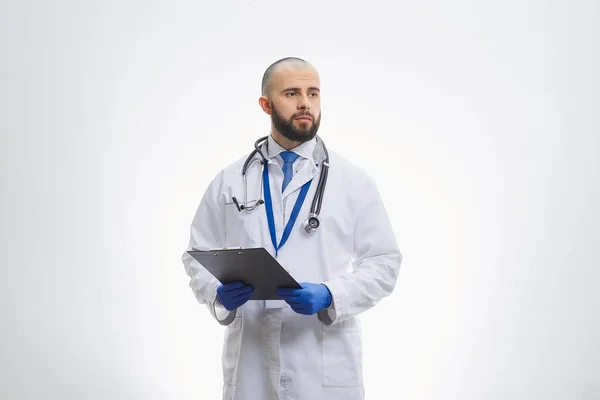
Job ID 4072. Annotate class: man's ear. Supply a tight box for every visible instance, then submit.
[258,96,272,115]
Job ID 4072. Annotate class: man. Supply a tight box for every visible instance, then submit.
[182,57,402,400]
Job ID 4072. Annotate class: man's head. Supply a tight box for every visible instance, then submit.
[258,57,321,149]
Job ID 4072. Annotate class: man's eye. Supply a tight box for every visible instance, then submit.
[286,92,297,96]
[309,93,319,97]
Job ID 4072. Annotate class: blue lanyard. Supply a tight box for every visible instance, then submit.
[263,162,313,256]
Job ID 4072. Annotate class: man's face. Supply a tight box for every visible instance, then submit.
[265,65,321,143]
[270,99,322,143]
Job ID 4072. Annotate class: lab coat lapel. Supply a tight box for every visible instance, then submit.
[281,161,318,200]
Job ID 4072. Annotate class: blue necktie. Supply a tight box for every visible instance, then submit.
[280,151,300,192]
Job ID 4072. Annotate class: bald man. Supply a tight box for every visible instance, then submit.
[182,57,402,400]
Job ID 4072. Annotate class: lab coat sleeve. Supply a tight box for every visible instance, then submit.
[181,171,237,325]
[318,176,402,325]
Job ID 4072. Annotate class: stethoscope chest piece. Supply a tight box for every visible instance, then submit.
[302,213,320,234]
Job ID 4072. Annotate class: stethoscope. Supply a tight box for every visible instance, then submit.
[231,135,329,235]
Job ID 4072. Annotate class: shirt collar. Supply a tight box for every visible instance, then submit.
[266,134,317,163]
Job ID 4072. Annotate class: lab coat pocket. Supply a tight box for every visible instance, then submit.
[224,200,262,248]
[222,315,243,386]
[224,203,244,247]
[322,318,363,387]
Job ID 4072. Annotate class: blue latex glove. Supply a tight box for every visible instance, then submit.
[217,281,254,311]
[276,282,332,315]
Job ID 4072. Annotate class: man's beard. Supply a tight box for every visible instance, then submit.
[270,101,321,143]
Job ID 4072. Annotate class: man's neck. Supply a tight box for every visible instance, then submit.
[271,130,301,151]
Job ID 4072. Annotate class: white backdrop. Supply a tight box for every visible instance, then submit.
[1,1,599,399]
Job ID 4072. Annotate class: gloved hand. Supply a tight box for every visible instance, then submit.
[216,281,254,311]
[276,282,332,315]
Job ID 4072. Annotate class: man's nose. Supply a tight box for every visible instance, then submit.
[298,94,311,110]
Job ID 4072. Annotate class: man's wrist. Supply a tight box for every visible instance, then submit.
[321,284,332,309]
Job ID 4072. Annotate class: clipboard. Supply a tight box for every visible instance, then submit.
[187,247,302,300]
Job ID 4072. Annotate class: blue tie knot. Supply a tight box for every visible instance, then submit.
[280,151,299,164]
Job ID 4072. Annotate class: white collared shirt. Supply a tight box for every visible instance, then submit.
[265,134,318,182]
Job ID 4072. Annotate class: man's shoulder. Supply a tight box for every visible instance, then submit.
[327,148,386,206]
[221,151,255,175]
[328,148,374,186]
[197,150,255,194]
[205,150,256,181]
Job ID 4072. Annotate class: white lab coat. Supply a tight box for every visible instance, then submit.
[182,135,402,400]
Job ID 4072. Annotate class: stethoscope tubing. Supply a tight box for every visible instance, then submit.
[241,135,329,221]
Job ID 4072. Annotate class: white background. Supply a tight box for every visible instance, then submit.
[1,1,599,399]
